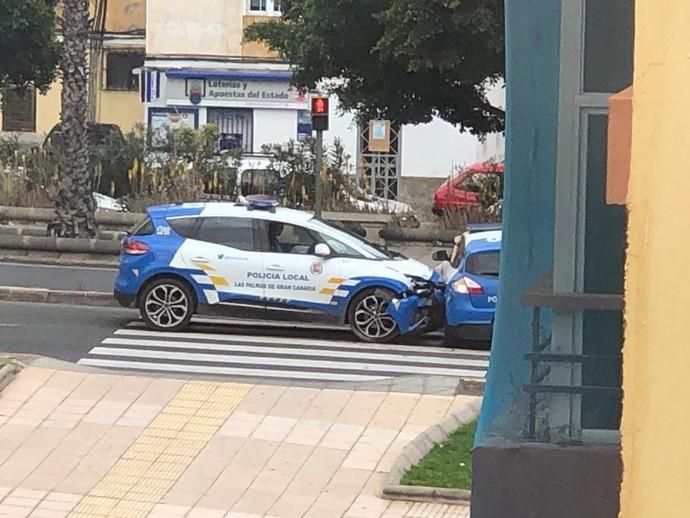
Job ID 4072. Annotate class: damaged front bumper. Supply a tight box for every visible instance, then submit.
[386,287,445,335]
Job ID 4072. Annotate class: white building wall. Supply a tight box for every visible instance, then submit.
[325,100,478,179]
[253,109,297,152]
[400,120,480,177]
[147,0,243,57]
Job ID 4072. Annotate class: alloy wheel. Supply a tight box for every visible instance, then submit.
[144,284,190,329]
[353,294,397,340]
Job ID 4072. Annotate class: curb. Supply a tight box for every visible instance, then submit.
[382,397,483,504]
[0,255,118,269]
[0,362,20,393]
[0,286,117,307]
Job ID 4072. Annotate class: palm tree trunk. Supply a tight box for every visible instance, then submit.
[53,0,96,238]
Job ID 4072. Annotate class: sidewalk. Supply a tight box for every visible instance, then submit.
[0,367,477,518]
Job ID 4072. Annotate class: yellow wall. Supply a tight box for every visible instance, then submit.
[147,0,243,56]
[35,81,62,135]
[98,91,143,132]
[242,15,278,59]
[619,1,690,517]
[106,0,145,32]
[0,81,141,137]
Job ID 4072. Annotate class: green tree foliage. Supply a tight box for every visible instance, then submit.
[245,0,504,136]
[0,0,60,92]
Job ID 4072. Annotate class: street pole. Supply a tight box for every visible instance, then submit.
[314,129,323,218]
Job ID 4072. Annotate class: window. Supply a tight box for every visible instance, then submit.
[314,231,362,257]
[248,0,282,15]
[167,217,198,239]
[265,222,318,254]
[458,173,502,193]
[310,218,390,259]
[543,0,633,439]
[196,217,256,250]
[208,108,253,153]
[583,0,634,93]
[131,217,155,236]
[240,169,280,197]
[105,51,144,91]
[1,87,36,132]
[466,252,500,278]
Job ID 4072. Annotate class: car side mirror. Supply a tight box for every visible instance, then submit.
[432,250,450,262]
[315,243,332,257]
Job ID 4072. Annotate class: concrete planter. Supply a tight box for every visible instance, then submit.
[0,362,20,394]
[0,235,121,255]
[382,398,482,504]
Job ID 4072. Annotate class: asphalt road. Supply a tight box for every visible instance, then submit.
[0,262,116,292]
[0,300,451,362]
[0,301,134,362]
[0,301,489,392]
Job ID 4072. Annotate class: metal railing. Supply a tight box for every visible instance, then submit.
[521,274,623,441]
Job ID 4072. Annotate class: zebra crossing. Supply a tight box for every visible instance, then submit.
[77,322,490,383]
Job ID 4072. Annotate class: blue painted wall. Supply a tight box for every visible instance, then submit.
[475,0,561,444]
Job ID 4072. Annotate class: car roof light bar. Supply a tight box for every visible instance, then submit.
[245,194,280,212]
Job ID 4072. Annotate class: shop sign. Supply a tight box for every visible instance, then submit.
[167,77,308,107]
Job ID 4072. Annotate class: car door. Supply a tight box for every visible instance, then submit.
[453,173,481,207]
[176,216,266,313]
[256,220,344,318]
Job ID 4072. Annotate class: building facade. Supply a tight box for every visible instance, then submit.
[1,0,495,216]
[471,0,632,517]
[0,0,146,138]
[140,0,482,211]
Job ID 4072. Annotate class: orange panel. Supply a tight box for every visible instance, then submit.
[606,85,633,205]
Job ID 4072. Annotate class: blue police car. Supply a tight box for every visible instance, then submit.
[114,196,444,343]
[442,230,501,347]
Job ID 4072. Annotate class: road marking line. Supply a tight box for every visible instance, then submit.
[85,346,486,378]
[101,337,489,368]
[115,328,491,358]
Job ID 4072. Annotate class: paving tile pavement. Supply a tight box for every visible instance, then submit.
[0,367,476,518]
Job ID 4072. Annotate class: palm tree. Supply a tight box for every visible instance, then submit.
[52,0,96,238]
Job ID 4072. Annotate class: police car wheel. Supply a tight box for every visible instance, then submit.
[139,278,194,332]
[348,288,400,343]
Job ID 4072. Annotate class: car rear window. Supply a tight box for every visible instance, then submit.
[167,217,198,239]
[466,251,500,278]
[130,217,154,236]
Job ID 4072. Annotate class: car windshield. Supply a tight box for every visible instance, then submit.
[465,251,500,278]
[309,218,393,259]
[240,169,280,196]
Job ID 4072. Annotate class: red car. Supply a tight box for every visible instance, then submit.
[433,162,504,214]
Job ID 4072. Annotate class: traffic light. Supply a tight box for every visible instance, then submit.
[311,96,329,131]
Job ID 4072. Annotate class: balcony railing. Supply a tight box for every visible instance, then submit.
[521,272,623,441]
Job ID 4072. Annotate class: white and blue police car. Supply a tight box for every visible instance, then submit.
[115,196,444,343]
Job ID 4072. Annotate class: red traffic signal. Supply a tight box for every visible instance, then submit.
[310,96,329,131]
[311,96,329,115]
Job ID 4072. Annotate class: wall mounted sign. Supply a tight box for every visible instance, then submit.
[368,120,391,152]
[148,108,198,145]
[297,110,312,141]
[170,78,308,108]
